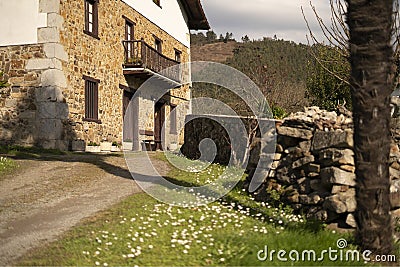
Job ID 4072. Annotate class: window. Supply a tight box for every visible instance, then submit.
[174,49,182,63]
[170,105,177,134]
[154,36,162,53]
[84,0,99,38]
[83,75,100,122]
[125,17,135,59]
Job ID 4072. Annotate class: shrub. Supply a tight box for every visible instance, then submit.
[306,45,351,111]
[271,105,288,119]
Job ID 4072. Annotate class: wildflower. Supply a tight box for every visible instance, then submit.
[95,261,100,266]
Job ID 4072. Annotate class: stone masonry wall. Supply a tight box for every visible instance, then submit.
[182,107,400,229]
[0,0,191,149]
[0,0,71,150]
[0,45,44,146]
[60,0,190,145]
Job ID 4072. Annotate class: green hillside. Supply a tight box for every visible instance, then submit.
[191,34,315,115]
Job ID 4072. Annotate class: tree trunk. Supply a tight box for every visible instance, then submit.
[346,0,394,254]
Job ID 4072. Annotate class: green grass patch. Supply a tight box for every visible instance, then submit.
[0,156,17,175]
[0,145,66,158]
[19,152,364,266]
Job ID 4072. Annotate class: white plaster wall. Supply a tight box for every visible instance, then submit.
[123,0,190,47]
[0,0,47,46]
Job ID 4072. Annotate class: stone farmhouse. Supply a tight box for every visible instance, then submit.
[0,0,209,151]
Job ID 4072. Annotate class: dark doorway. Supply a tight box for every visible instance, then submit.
[154,101,165,150]
[123,90,135,142]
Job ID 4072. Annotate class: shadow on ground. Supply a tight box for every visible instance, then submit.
[0,146,134,180]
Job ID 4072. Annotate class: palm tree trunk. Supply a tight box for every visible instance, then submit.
[346,0,394,254]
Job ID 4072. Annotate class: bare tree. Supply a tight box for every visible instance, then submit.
[303,0,400,86]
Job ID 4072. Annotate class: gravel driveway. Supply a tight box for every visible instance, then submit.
[0,152,166,265]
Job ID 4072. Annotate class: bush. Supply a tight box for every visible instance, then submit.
[306,45,351,111]
[272,105,288,119]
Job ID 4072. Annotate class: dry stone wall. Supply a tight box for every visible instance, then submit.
[182,107,400,228]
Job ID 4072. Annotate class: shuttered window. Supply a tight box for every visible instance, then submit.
[174,49,182,63]
[125,18,135,59]
[84,0,99,39]
[83,75,100,123]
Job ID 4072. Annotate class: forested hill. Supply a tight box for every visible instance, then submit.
[190,33,313,114]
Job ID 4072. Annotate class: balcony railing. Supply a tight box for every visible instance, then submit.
[123,39,181,83]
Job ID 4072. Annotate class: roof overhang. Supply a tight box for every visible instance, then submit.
[180,0,210,30]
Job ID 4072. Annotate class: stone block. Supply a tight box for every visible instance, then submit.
[5,99,17,108]
[40,139,56,149]
[35,86,64,102]
[38,27,60,43]
[47,13,64,29]
[321,167,356,186]
[392,208,400,218]
[37,119,63,140]
[284,146,303,158]
[292,155,315,169]
[298,140,312,151]
[339,165,355,173]
[323,189,356,213]
[390,186,400,209]
[41,69,67,88]
[277,126,313,140]
[72,140,85,151]
[39,0,60,13]
[37,102,67,119]
[319,148,355,166]
[43,43,68,61]
[390,167,400,180]
[26,58,62,70]
[299,193,321,205]
[19,111,36,119]
[311,129,353,151]
[56,140,69,151]
[331,185,350,194]
[345,213,357,228]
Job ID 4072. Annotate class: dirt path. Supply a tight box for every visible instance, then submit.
[0,152,169,265]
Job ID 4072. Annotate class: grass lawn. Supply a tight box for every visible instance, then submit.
[18,152,366,266]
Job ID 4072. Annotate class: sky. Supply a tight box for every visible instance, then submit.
[198,0,333,44]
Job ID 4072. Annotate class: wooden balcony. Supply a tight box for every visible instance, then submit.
[122,39,182,84]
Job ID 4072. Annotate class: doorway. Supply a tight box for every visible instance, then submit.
[122,90,135,142]
[154,101,165,150]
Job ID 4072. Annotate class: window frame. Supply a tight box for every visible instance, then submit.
[174,49,182,63]
[124,16,135,59]
[154,35,162,53]
[83,75,101,123]
[84,0,100,39]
